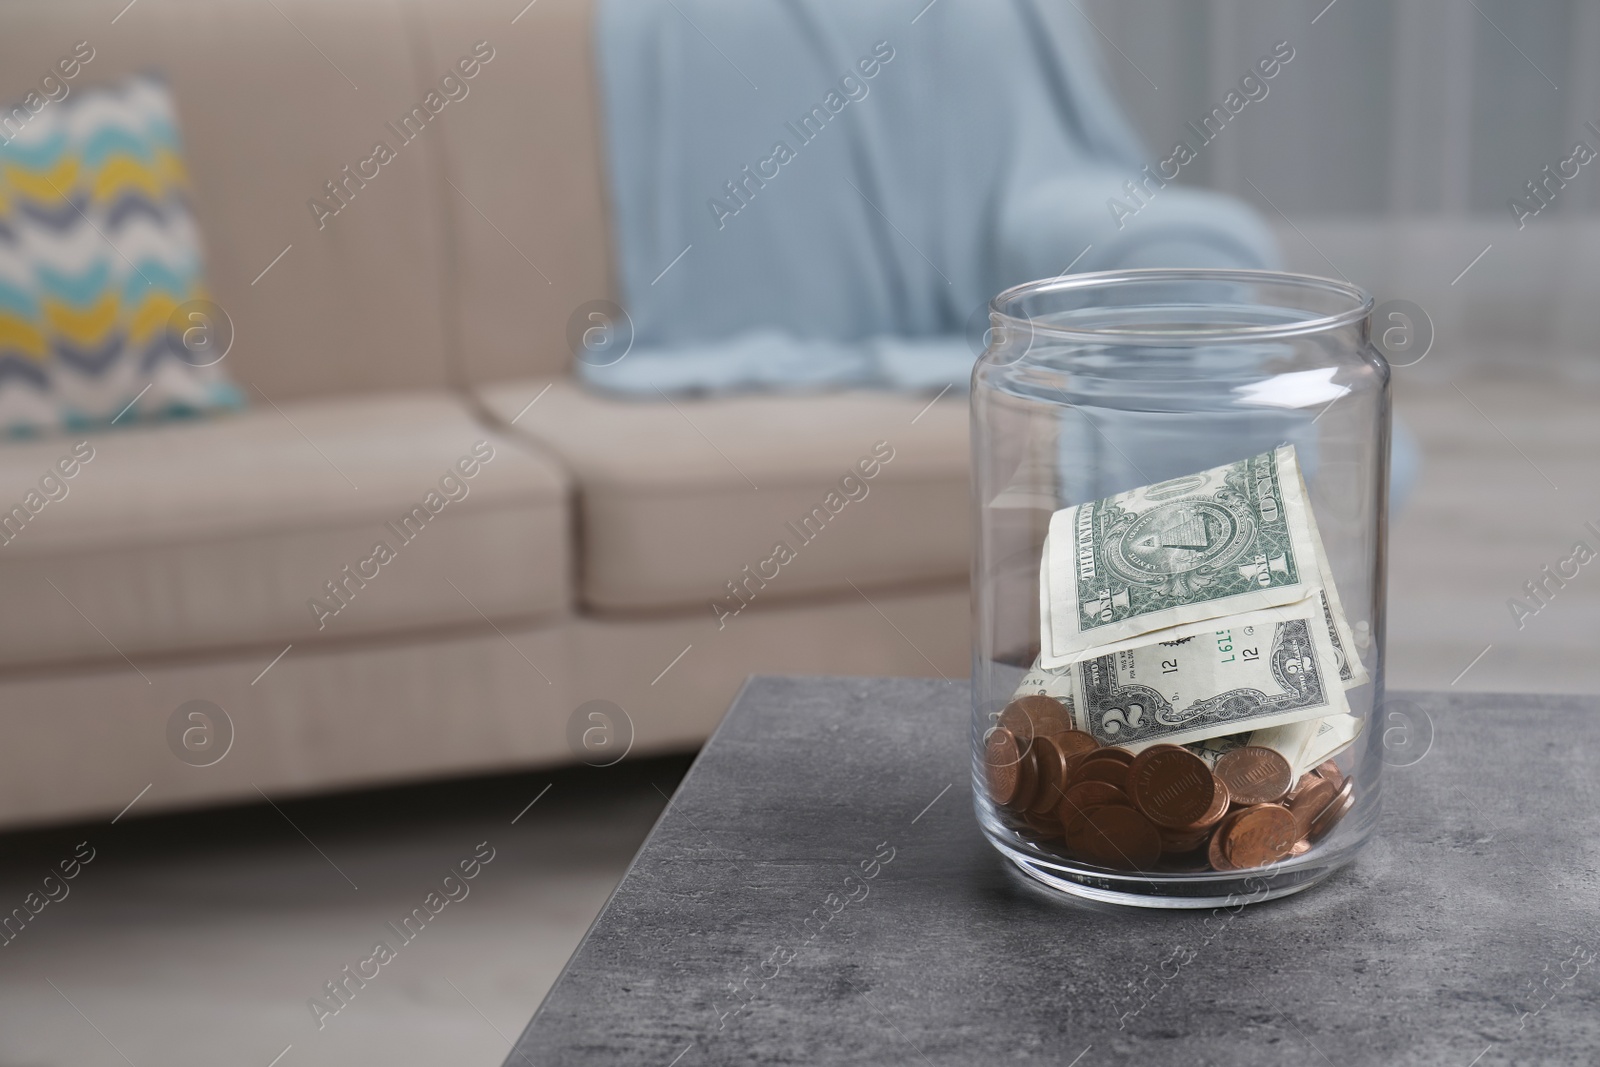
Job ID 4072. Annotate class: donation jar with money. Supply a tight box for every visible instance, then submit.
[970,269,1388,907]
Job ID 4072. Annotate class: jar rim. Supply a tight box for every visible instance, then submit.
[989,268,1374,346]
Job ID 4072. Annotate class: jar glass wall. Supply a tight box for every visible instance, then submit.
[970,269,1389,908]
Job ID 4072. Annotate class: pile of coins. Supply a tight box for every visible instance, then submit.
[983,695,1355,873]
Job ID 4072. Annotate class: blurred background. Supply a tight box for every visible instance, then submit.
[0,0,1594,1064]
[1094,0,1600,694]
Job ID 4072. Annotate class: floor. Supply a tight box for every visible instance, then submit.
[0,367,1594,1067]
[0,756,692,1067]
[1387,367,1600,694]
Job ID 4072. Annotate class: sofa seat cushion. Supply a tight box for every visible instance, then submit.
[479,379,968,613]
[0,392,569,668]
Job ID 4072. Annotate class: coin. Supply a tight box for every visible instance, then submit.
[1054,729,1100,759]
[1159,824,1212,853]
[1179,774,1231,832]
[1012,745,1040,812]
[1308,777,1355,842]
[1128,747,1216,830]
[1056,809,1107,857]
[1027,735,1073,816]
[1065,805,1162,871]
[1076,756,1131,791]
[1061,749,1095,784]
[1224,804,1298,868]
[1090,746,1135,766]
[1056,728,1099,751]
[997,695,1071,741]
[1289,839,1311,857]
[1023,809,1062,842]
[1214,746,1293,806]
[1313,760,1344,789]
[983,727,1023,806]
[1287,775,1337,839]
[1207,811,1245,871]
[1285,772,1318,802]
[1059,780,1130,825]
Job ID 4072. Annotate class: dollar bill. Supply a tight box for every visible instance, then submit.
[1044,530,1367,690]
[1291,713,1363,777]
[1039,445,1370,689]
[1293,463,1369,688]
[1013,598,1350,751]
[1070,601,1351,750]
[1315,585,1365,688]
[1042,446,1322,665]
[1043,580,1346,672]
[1013,657,1077,707]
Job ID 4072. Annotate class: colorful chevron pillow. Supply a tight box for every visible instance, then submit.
[0,73,243,438]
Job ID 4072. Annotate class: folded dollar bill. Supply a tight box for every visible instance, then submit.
[1289,712,1363,776]
[1012,597,1351,752]
[1018,444,1372,756]
[1039,444,1367,688]
[1043,445,1320,665]
[1293,461,1368,688]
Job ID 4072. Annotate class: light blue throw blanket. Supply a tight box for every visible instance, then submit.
[588,0,1280,395]
[589,0,1418,510]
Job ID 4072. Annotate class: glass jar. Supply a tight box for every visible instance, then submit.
[970,269,1388,908]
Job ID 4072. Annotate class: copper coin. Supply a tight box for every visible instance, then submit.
[1224,804,1299,868]
[1178,773,1231,832]
[1065,805,1162,871]
[983,728,1024,806]
[1076,756,1131,791]
[1313,760,1344,788]
[1159,824,1212,853]
[1285,772,1319,802]
[1308,778,1355,842]
[1058,780,1130,825]
[1214,746,1293,806]
[1128,747,1216,830]
[1023,809,1062,842]
[1207,812,1245,871]
[1091,746,1135,766]
[1061,749,1095,785]
[1289,839,1312,857]
[1011,745,1040,812]
[1061,807,1133,866]
[997,695,1070,741]
[1054,729,1100,759]
[1027,735,1073,815]
[1287,775,1337,838]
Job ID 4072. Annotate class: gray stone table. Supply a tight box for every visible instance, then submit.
[507,677,1600,1066]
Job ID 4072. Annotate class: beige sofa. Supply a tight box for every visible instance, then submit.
[0,0,969,828]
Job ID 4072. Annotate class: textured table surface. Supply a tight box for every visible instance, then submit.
[507,678,1600,1067]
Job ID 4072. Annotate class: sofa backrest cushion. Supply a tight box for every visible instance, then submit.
[415,0,613,385]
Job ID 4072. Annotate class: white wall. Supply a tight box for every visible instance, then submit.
[1087,0,1600,377]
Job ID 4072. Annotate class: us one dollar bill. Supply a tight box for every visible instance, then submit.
[1041,445,1323,667]
[1042,581,1350,673]
[1291,712,1363,775]
[1293,462,1369,689]
[1012,598,1350,751]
